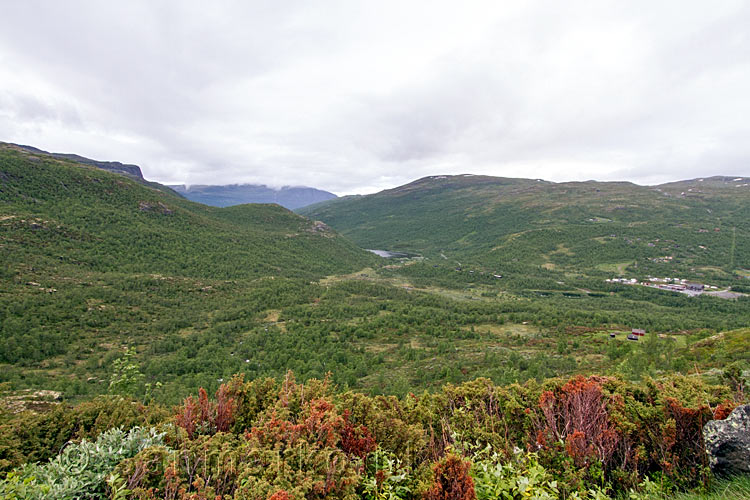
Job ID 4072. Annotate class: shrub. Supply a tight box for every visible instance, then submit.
[340,410,377,459]
[335,391,426,465]
[174,384,236,439]
[0,426,165,500]
[360,448,414,500]
[118,432,244,499]
[470,446,560,500]
[268,491,294,500]
[537,376,620,468]
[0,395,169,475]
[235,398,362,500]
[424,453,475,500]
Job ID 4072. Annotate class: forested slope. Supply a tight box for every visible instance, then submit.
[0,144,376,398]
[1,146,747,408]
[299,174,750,285]
[0,144,371,279]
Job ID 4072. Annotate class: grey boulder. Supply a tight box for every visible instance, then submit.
[703,404,750,476]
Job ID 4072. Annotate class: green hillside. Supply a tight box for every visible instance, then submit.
[0,144,371,280]
[1,147,750,500]
[2,147,748,405]
[299,174,750,286]
[0,144,376,398]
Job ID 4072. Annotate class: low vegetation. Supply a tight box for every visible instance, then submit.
[1,371,746,499]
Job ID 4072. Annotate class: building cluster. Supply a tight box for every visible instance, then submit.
[605,276,718,296]
[609,328,648,341]
[454,267,503,278]
[650,256,673,263]
[627,328,646,341]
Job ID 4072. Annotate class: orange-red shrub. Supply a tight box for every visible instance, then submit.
[713,400,736,420]
[340,410,377,459]
[424,454,476,500]
[175,383,236,439]
[267,491,293,500]
[660,397,712,481]
[538,376,620,466]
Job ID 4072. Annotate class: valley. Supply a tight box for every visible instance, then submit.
[1,145,749,499]
[170,183,337,209]
[299,175,750,290]
[3,4,749,496]
[2,148,748,403]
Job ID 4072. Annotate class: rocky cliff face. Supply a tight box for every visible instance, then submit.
[51,153,144,179]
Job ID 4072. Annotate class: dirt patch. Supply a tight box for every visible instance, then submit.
[264,310,281,323]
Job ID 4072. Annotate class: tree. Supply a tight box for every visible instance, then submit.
[108,347,145,398]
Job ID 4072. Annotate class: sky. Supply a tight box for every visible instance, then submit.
[1,1,749,195]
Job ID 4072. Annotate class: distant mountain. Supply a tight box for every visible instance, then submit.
[298,174,750,284]
[170,183,337,209]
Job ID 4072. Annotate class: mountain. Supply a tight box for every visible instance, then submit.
[298,174,750,284]
[0,142,379,396]
[7,142,146,180]
[170,183,337,209]
[0,143,372,281]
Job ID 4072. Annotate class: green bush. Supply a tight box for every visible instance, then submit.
[470,446,560,500]
[0,396,169,475]
[360,449,414,500]
[0,426,165,499]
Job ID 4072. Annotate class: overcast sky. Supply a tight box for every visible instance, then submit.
[1,1,748,195]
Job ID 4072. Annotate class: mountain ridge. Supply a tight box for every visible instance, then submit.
[5,142,146,180]
[299,173,750,285]
[170,183,336,209]
[0,143,373,280]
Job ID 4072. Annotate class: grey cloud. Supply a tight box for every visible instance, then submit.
[0,0,748,194]
[0,90,84,132]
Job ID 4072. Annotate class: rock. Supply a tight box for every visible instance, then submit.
[703,404,750,476]
[306,220,334,237]
[1,389,63,414]
[138,201,174,215]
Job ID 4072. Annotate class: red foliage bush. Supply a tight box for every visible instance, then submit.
[175,383,237,439]
[238,396,363,500]
[303,399,342,448]
[175,395,200,439]
[215,384,236,432]
[565,430,593,466]
[537,376,620,466]
[198,388,211,425]
[267,491,293,500]
[713,400,736,420]
[248,398,378,461]
[660,398,711,479]
[424,454,476,500]
[340,410,377,459]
